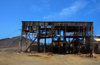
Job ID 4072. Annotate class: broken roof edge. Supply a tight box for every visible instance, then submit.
[22,21,93,23]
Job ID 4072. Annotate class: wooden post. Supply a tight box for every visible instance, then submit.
[25,32,27,48]
[37,23,40,52]
[44,22,46,53]
[90,24,93,57]
[52,26,54,52]
[19,32,22,52]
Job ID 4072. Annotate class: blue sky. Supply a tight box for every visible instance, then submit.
[0,0,100,39]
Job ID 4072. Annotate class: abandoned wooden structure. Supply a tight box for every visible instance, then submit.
[20,21,93,54]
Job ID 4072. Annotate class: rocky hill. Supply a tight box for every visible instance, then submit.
[0,36,29,48]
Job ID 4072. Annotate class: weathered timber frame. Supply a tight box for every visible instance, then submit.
[20,21,93,54]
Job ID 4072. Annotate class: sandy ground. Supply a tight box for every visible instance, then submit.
[0,51,100,65]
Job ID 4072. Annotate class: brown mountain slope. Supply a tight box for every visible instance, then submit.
[0,36,26,48]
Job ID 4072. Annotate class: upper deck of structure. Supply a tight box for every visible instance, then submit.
[22,21,93,33]
[22,21,93,26]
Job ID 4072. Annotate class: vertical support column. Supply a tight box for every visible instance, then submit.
[19,32,23,52]
[37,23,40,52]
[44,22,46,53]
[32,33,33,40]
[68,37,70,53]
[51,25,54,52]
[78,26,80,54]
[65,25,67,53]
[82,26,84,36]
[64,26,66,41]
[90,23,93,57]
[29,33,30,39]
[92,24,94,53]
[25,32,28,48]
[63,26,66,53]
[58,27,60,53]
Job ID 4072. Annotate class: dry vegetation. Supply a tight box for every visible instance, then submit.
[0,51,100,65]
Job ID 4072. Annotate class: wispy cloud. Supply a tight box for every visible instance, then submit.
[59,1,88,16]
[43,1,89,19]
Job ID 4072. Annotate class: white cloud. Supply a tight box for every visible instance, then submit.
[60,1,88,16]
[43,1,89,19]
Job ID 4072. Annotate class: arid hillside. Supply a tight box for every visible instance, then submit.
[0,36,21,48]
